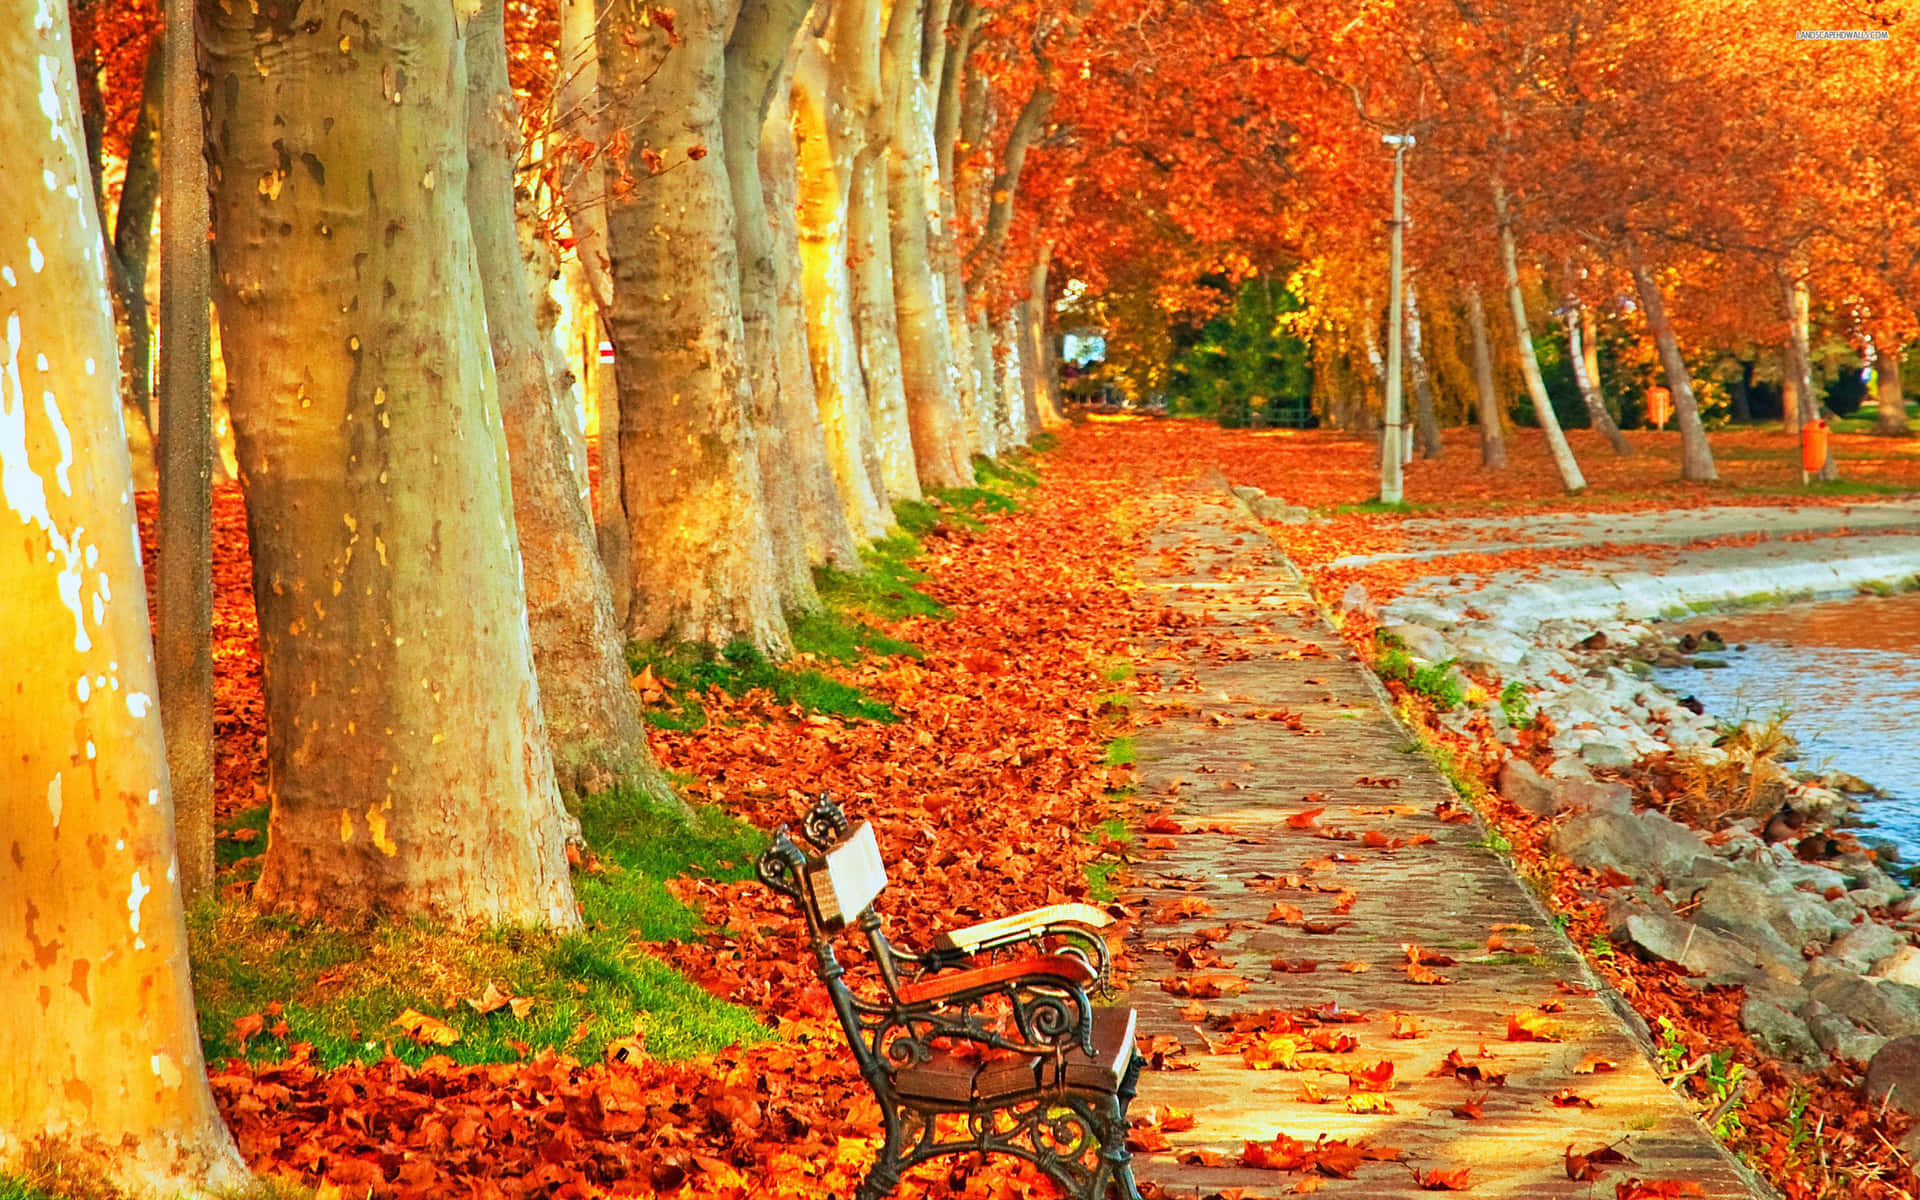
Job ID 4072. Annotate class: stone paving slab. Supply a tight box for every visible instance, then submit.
[1125,491,1774,1199]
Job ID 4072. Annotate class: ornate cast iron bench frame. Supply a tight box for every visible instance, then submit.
[758,797,1144,1200]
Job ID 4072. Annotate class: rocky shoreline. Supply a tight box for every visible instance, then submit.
[1375,605,1920,1124]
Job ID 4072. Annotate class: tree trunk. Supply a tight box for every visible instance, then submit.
[466,0,665,798]
[1731,358,1754,423]
[995,307,1028,447]
[934,3,988,457]
[834,0,921,502]
[1405,276,1442,459]
[1493,188,1585,491]
[202,0,581,924]
[1876,346,1908,436]
[1581,306,1615,421]
[0,7,251,1191]
[724,0,823,611]
[1025,246,1064,430]
[114,43,165,436]
[157,0,214,903]
[762,83,864,569]
[557,0,614,313]
[1566,305,1632,456]
[791,38,891,539]
[1622,234,1716,482]
[884,0,973,489]
[601,0,792,652]
[971,306,1003,447]
[1464,284,1507,469]
[1779,272,1836,480]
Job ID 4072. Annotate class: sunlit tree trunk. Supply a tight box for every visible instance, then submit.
[725,0,822,611]
[554,0,630,625]
[202,0,580,923]
[761,58,864,569]
[792,38,891,538]
[1566,304,1632,456]
[0,8,250,1192]
[995,308,1028,447]
[602,0,791,652]
[1494,188,1585,491]
[1405,275,1442,459]
[466,0,664,798]
[835,0,921,502]
[1623,233,1716,482]
[1464,283,1507,469]
[934,1,988,457]
[1876,345,1908,436]
[157,0,214,902]
[971,307,1002,447]
[1779,271,1836,480]
[885,0,972,488]
[1024,245,1065,431]
[1581,306,1614,421]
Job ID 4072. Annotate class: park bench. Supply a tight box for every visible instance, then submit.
[757,797,1144,1200]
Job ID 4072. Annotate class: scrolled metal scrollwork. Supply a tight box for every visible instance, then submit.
[799,793,851,851]
[755,828,810,906]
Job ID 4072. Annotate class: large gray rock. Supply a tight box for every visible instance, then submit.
[1553,779,1633,815]
[1610,906,1760,986]
[1380,622,1453,664]
[1499,759,1555,817]
[1638,811,1714,878]
[1740,997,1822,1064]
[1805,1002,1889,1066]
[1230,484,1265,504]
[1823,923,1910,976]
[1867,1036,1920,1117]
[1579,742,1635,771]
[1452,628,1530,670]
[1554,811,1658,880]
[1805,973,1920,1038]
[1692,878,1810,977]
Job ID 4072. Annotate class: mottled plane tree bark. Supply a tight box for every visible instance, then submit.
[884,0,973,488]
[1494,185,1586,491]
[792,36,893,537]
[1463,284,1508,469]
[0,5,251,1191]
[602,0,791,652]
[466,0,668,797]
[1623,231,1717,481]
[157,0,215,901]
[201,0,579,923]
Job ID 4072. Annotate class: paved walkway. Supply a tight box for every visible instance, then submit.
[1125,489,1773,1199]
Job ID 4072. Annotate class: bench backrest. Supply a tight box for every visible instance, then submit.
[805,821,888,932]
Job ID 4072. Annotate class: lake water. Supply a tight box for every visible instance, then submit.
[1652,591,1920,857]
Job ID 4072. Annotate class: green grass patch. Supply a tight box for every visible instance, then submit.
[0,1177,58,1200]
[789,607,920,663]
[816,531,945,624]
[1105,736,1136,766]
[974,455,1040,490]
[627,637,896,730]
[1082,818,1130,902]
[1333,499,1419,516]
[1498,680,1533,730]
[190,788,770,1069]
[1028,431,1060,454]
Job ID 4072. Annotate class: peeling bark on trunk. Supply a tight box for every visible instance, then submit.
[1779,272,1836,480]
[1404,277,1442,459]
[1494,189,1585,491]
[762,78,864,568]
[834,0,920,503]
[725,0,825,610]
[791,39,891,538]
[994,307,1028,447]
[970,306,1001,447]
[157,0,214,903]
[1581,306,1614,421]
[466,0,665,798]
[557,0,614,313]
[0,9,252,1191]
[202,0,580,924]
[1876,347,1908,436]
[1565,305,1632,456]
[933,2,987,457]
[1464,284,1507,469]
[885,0,972,489]
[602,0,791,653]
[1622,234,1716,482]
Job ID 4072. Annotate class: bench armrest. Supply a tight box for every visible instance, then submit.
[897,952,1097,1005]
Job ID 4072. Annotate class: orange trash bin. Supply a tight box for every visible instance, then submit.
[1801,419,1829,473]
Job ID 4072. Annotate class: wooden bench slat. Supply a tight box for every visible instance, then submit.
[1054,1007,1137,1092]
[896,952,1097,1005]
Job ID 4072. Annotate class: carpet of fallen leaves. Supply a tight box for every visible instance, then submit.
[139,418,1920,1198]
[140,430,1187,1199]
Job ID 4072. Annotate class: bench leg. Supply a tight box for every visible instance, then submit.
[857,1102,908,1200]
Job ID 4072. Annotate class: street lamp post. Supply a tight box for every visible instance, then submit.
[1381,133,1415,504]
